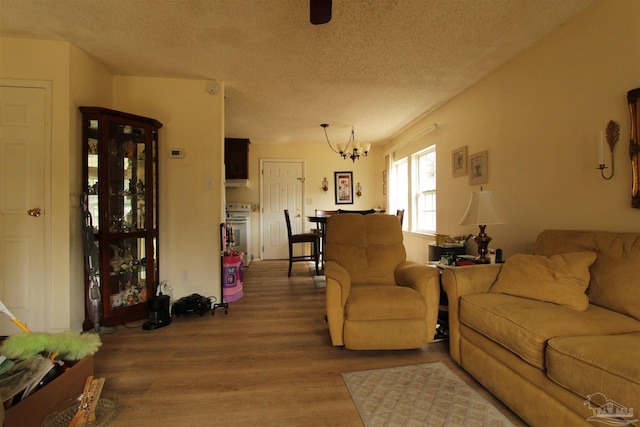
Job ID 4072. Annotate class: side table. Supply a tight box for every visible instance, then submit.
[428,261,480,342]
[428,261,503,342]
[427,262,451,342]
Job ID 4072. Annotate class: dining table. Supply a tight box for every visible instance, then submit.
[307,213,332,268]
[307,209,386,269]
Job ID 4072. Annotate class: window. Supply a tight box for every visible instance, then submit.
[413,146,436,233]
[388,145,436,233]
[389,157,408,229]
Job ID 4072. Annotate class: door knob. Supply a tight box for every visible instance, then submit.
[27,208,42,217]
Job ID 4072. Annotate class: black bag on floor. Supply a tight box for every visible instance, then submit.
[172,293,212,317]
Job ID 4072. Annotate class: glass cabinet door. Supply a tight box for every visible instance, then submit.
[106,122,150,310]
[86,119,100,231]
[107,122,146,233]
[108,237,148,309]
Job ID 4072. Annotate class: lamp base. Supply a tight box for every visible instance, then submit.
[474,256,491,264]
[473,225,492,264]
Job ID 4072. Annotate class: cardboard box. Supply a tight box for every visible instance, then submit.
[4,355,94,427]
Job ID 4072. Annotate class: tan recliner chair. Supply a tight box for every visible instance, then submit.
[324,214,440,350]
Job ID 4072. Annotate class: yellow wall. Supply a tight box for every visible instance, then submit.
[113,76,225,301]
[1,38,115,331]
[386,0,640,262]
[1,38,71,330]
[69,44,114,330]
[2,0,639,329]
[225,143,384,259]
[1,38,225,329]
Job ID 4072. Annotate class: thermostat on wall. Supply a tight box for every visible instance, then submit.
[169,149,184,159]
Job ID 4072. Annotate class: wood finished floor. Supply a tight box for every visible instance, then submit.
[94,260,526,426]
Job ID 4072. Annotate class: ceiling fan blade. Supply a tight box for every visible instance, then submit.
[310,0,332,25]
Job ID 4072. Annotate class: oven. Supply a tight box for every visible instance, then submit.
[225,203,252,265]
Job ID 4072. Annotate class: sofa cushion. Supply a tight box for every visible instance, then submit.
[490,252,596,311]
[534,230,640,321]
[346,285,426,321]
[460,293,640,369]
[547,333,640,423]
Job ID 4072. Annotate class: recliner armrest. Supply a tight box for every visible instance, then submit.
[325,260,351,306]
[395,261,441,344]
[395,261,439,297]
[325,260,353,346]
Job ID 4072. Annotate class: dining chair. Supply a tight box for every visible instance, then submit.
[315,209,338,216]
[396,209,405,226]
[284,209,319,277]
[336,208,376,215]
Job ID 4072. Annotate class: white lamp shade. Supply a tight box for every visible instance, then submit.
[459,190,504,225]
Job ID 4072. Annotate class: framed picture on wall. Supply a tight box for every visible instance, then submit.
[334,171,354,204]
[452,146,468,177]
[469,151,488,185]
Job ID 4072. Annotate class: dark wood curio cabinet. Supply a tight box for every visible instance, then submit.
[81,107,162,329]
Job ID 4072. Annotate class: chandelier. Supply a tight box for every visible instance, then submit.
[321,123,371,162]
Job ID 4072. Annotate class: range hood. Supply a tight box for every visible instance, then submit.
[225,179,250,188]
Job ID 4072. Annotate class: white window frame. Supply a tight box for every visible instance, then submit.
[412,145,436,234]
[389,156,408,230]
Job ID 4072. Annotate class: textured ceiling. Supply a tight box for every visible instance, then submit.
[0,0,596,145]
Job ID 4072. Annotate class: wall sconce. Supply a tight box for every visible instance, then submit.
[598,120,620,180]
[321,177,329,192]
[355,182,362,197]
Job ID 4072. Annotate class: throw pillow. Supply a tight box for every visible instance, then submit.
[490,251,597,311]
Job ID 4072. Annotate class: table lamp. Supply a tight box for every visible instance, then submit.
[459,189,504,264]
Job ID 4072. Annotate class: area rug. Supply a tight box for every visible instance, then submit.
[342,361,515,427]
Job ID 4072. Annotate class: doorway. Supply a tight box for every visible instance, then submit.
[0,81,50,334]
[260,160,305,260]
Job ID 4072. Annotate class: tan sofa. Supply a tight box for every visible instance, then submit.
[443,230,640,427]
[324,214,440,350]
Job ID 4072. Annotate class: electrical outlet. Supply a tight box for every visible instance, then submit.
[181,270,189,282]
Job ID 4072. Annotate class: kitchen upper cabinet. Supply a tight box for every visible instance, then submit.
[225,138,250,180]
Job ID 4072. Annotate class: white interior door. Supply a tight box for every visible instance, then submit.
[0,83,47,334]
[261,160,304,260]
